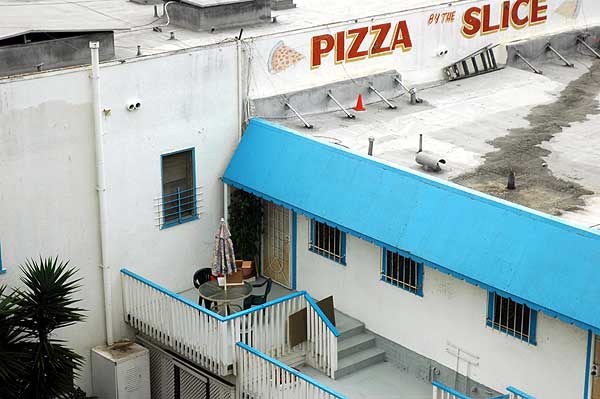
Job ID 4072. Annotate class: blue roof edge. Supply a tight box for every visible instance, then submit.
[247,118,600,240]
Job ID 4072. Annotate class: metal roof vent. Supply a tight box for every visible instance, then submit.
[0,31,114,77]
[166,0,271,31]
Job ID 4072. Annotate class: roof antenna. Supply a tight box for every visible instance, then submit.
[237,28,244,40]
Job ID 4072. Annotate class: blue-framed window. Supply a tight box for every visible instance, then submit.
[160,148,198,229]
[487,291,537,345]
[381,249,423,296]
[309,220,346,265]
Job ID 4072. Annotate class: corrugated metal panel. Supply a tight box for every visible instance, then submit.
[223,118,600,333]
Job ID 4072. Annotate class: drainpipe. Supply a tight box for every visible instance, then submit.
[90,41,114,346]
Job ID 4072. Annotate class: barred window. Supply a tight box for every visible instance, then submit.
[381,249,423,296]
[487,292,537,345]
[309,220,346,265]
[160,148,198,228]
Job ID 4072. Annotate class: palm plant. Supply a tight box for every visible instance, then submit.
[0,257,86,399]
[0,286,29,399]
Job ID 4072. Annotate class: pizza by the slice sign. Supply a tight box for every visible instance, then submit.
[268,41,305,74]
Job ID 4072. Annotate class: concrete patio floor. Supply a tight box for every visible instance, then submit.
[300,362,431,399]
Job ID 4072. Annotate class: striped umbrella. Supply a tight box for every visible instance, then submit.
[211,218,237,289]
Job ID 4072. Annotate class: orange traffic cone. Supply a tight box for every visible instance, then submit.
[354,94,366,111]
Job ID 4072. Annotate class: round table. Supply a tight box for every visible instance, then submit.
[198,280,253,315]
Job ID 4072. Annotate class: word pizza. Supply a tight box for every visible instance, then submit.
[462,0,547,37]
[310,21,412,69]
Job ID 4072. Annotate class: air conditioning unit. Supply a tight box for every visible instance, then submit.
[92,342,150,399]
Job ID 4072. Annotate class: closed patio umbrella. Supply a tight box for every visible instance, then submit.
[212,217,236,291]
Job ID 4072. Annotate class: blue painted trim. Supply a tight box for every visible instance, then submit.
[507,386,536,399]
[308,219,346,266]
[431,381,472,399]
[0,241,5,273]
[236,342,348,399]
[486,291,538,345]
[381,249,424,297]
[291,211,297,290]
[488,395,510,399]
[584,330,593,399]
[160,147,198,230]
[304,292,340,337]
[224,173,600,335]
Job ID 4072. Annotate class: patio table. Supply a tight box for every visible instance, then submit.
[198,280,253,316]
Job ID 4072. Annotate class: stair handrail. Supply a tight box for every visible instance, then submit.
[432,381,473,399]
[507,386,536,399]
[304,292,340,337]
[236,342,348,399]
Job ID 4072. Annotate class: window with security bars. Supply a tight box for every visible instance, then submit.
[381,249,423,296]
[487,292,537,345]
[309,220,346,265]
[161,148,197,228]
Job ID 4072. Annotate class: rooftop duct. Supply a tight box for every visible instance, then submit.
[167,0,271,31]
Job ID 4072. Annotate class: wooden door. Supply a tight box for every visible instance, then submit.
[262,201,292,288]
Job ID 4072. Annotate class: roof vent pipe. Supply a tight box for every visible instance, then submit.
[368,137,375,155]
[415,134,446,172]
[507,170,516,190]
[418,133,423,153]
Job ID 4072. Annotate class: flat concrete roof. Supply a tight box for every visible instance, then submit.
[0,0,458,58]
[271,56,600,229]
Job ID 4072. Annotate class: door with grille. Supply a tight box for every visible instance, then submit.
[593,335,600,399]
[262,201,292,288]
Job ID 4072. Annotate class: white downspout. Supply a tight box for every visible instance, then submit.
[90,41,114,346]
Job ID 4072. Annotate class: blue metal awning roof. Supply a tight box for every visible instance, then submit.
[223,118,600,333]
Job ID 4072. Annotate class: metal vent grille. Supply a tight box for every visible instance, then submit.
[149,345,175,399]
[180,368,207,399]
[140,336,234,399]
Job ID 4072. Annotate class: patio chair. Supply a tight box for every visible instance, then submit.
[193,268,213,310]
[243,277,272,310]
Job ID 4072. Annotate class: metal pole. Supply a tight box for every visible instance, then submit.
[394,77,421,105]
[284,102,313,129]
[577,37,600,59]
[368,137,375,155]
[368,85,397,109]
[327,91,355,119]
[90,41,114,346]
[515,51,543,75]
[546,44,574,67]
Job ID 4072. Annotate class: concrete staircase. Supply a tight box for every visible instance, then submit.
[335,310,385,379]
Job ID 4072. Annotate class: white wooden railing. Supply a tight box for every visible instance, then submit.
[432,381,473,399]
[507,386,536,399]
[236,342,347,399]
[121,269,339,378]
[432,382,535,399]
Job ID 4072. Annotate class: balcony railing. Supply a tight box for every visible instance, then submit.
[236,342,347,399]
[432,382,534,399]
[121,269,339,378]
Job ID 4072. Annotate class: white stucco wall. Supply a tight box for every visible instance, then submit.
[295,214,588,399]
[0,42,240,394]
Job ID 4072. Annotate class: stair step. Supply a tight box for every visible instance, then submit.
[335,347,385,379]
[335,310,365,340]
[337,333,376,359]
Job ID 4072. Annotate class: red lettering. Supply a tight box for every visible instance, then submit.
[462,7,481,38]
[530,0,547,25]
[482,4,500,34]
[428,13,435,25]
[370,23,392,56]
[335,31,345,63]
[311,34,334,68]
[346,27,369,60]
[501,1,511,30]
[511,0,530,28]
[390,21,412,52]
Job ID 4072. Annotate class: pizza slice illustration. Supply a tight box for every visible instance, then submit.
[555,0,581,18]
[268,41,305,74]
